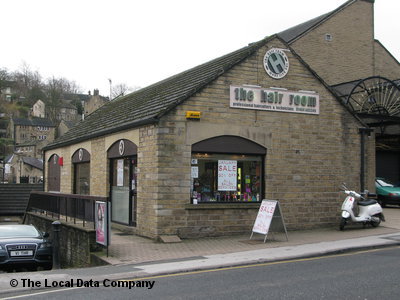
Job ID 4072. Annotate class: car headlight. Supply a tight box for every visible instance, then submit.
[0,245,3,250]
[39,242,52,249]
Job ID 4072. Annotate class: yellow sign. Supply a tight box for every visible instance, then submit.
[185,111,201,119]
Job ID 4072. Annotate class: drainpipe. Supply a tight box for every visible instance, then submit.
[359,128,373,192]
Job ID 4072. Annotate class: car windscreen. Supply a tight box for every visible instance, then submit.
[376,179,396,187]
[0,225,40,238]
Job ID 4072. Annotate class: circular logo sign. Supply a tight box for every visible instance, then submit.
[118,140,125,156]
[78,149,83,161]
[263,48,289,79]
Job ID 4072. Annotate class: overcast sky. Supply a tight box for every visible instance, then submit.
[2,0,399,97]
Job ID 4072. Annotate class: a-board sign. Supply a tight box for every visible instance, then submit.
[95,201,109,246]
[252,200,277,235]
[251,199,288,243]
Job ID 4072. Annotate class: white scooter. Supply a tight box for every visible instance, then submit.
[340,185,385,230]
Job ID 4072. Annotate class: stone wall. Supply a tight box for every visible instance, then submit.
[291,0,374,85]
[151,37,373,236]
[25,213,101,268]
[374,41,400,79]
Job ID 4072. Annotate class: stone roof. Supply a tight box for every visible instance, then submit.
[45,37,270,149]
[12,117,55,127]
[22,157,43,170]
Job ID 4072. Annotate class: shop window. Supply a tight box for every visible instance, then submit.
[191,136,266,203]
[72,148,91,195]
[191,153,262,202]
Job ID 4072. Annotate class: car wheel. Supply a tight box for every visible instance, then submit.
[42,264,52,271]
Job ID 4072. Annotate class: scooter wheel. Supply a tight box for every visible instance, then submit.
[339,217,347,231]
[371,216,381,227]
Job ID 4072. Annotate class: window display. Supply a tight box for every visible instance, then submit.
[191,153,262,203]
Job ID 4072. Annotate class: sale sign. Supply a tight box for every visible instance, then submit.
[252,200,277,235]
[218,160,237,191]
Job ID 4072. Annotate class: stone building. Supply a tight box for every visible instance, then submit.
[43,0,400,239]
[83,89,109,117]
[31,100,46,118]
[8,117,56,145]
[8,154,43,183]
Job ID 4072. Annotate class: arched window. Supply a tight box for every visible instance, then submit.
[191,136,266,203]
[47,154,61,192]
[72,148,91,195]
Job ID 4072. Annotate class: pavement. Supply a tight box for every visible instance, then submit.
[1,207,400,295]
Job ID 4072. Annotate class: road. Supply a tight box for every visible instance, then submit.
[2,246,400,299]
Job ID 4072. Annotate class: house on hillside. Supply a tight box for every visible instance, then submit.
[14,139,48,159]
[57,119,78,137]
[8,117,56,145]
[83,89,109,117]
[0,80,16,102]
[31,99,46,118]
[42,0,400,239]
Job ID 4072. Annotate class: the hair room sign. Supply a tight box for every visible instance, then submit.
[230,85,320,115]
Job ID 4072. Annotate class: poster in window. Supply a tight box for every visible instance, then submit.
[117,159,124,187]
[191,166,199,178]
[218,160,237,191]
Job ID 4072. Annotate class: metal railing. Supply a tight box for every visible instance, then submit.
[26,191,109,229]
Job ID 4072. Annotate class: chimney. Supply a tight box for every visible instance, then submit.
[94,89,99,96]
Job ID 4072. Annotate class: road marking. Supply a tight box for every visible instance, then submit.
[1,287,83,300]
[122,245,400,281]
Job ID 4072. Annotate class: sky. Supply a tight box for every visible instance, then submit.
[1,0,399,97]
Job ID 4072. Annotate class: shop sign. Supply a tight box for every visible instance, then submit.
[218,160,237,191]
[230,85,319,115]
[263,48,290,79]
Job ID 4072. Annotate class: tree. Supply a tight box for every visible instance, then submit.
[111,83,140,99]
[11,62,43,102]
[0,68,11,100]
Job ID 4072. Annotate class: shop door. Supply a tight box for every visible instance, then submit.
[110,157,137,226]
[48,154,60,192]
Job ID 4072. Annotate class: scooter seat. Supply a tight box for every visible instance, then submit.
[358,199,378,206]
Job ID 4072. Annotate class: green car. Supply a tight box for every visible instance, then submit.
[375,177,400,207]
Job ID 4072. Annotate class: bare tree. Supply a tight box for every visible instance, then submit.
[111,83,140,99]
[0,68,11,99]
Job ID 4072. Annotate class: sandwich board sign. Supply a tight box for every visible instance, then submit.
[250,200,288,243]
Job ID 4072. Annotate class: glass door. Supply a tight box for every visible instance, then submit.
[110,157,137,226]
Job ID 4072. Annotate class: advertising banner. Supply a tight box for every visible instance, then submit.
[95,201,109,246]
[251,200,288,243]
